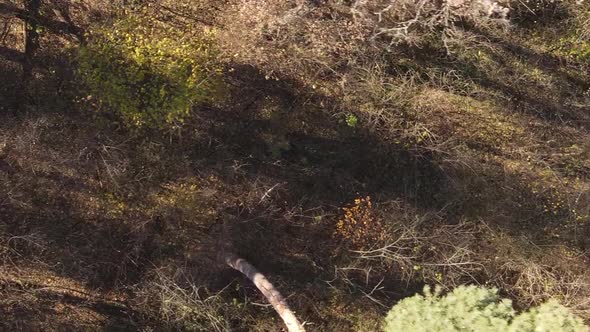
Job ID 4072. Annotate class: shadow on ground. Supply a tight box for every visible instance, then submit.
[0,5,589,327]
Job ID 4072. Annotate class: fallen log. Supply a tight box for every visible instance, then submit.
[224,253,306,332]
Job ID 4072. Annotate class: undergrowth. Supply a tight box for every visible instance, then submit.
[77,7,223,128]
[0,0,589,330]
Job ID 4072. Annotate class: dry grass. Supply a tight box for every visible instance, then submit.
[0,0,589,330]
[134,270,233,332]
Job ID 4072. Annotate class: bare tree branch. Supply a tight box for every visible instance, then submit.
[224,253,306,332]
[219,215,305,332]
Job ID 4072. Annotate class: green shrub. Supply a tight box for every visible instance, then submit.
[383,285,588,332]
[77,10,223,128]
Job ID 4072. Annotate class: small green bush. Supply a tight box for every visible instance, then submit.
[384,285,588,332]
[77,10,223,128]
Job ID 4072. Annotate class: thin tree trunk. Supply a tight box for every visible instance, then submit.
[224,253,306,332]
[14,0,41,112]
[22,0,41,82]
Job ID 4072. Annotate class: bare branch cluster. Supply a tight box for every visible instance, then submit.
[345,0,510,50]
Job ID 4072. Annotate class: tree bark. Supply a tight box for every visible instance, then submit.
[22,0,41,82]
[224,253,306,332]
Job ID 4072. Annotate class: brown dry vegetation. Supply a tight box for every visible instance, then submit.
[1,0,590,331]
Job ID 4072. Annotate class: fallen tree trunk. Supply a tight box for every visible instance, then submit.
[224,253,306,332]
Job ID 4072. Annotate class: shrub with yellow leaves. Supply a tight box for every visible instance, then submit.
[335,196,387,250]
[77,8,224,128]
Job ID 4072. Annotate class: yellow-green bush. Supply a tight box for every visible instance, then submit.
[77,11,223,127]
[384,285,588,332]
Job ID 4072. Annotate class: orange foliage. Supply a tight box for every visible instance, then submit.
[335,196,387,250]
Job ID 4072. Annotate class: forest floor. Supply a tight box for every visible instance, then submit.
[1,0,590,331]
